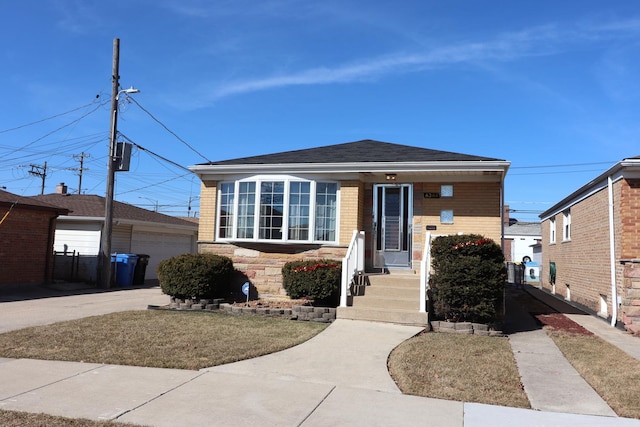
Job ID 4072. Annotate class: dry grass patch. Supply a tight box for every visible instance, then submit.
[546,329,640,419]
[0,409,145,427]
[0,310,327,370]
[388,331,530,408]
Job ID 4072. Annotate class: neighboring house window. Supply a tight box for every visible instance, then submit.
[217,177,339,243]
[549,218,556,244]
[440,209,454,224]
[563,210,571,241]
[441,184,453,197]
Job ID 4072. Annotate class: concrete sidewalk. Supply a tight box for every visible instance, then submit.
[2,320,639,426]
[1,283,640,426]
[505,286,617,416]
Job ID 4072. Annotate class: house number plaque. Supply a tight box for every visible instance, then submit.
[424,192,440,198]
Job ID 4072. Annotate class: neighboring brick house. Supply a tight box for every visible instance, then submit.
[0,189,69,285]
[190,139,510,298]
[539,156,640,333]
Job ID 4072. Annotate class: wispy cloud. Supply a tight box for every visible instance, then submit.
[207,24,562,101]
[189,18,640,105]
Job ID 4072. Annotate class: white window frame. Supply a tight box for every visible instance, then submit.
[562,210,571,241]
[215,175,340,244]
[549,218,556,244]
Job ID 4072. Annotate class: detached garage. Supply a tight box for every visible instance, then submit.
[32,185,198,284]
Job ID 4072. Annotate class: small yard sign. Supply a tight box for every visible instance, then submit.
[242,282,250,305]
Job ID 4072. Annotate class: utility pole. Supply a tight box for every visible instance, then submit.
[28,161,48,195]
[99,38,121,289]
[71,152,90,194]
[98,38,139,289]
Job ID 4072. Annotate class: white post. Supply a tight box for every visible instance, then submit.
[419,232,432,313]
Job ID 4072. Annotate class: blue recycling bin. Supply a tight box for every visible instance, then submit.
[111,254,138,287]
[524,261,540,283]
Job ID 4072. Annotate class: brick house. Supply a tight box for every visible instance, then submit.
[539,156,640,333]
[0,189,69,285]
[190,140,510,304]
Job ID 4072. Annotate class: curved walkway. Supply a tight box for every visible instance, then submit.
[0,283,640,426]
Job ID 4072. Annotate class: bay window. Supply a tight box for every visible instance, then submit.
[217,177,338,243]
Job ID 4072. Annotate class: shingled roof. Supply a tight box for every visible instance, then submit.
[30,194,196,228]
[201,139,504,166]
[0,189,69,214]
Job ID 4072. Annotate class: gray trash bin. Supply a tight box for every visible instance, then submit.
[133,254,150,286]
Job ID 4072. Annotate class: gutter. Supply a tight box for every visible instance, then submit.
[189,160,511,176]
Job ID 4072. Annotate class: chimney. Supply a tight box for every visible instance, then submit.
[56,182,68,195]
[503,204,510,227]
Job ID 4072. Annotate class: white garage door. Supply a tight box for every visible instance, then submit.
[131,231,195,280]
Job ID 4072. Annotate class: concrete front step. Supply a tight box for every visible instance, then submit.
[366,275,420,288]
[337,306,428,326]
[352,295,420,311]
[363,286,419,299]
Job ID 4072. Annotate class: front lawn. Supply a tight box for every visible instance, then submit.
[0,310,327,370]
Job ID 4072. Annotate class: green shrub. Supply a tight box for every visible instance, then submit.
[282,259,342,305]
[429,234,506,323]
[157,253,234,300]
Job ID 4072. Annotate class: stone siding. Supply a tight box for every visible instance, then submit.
[199,242,347,296]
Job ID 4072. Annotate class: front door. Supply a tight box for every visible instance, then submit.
[373,184,412,269]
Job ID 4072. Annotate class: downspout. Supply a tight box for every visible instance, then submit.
[608,176,618,327]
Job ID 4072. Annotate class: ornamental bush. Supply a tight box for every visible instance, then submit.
[429,234,506,324]
[157,253,234,300]
[282,259,342,305]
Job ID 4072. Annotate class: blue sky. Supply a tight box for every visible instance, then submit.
[2,1,640,221]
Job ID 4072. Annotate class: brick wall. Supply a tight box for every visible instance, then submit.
[0,206,57,284]
[414,181,502,244]
[339,181,364,245]
[198,180,216,242]
[541,180,630,319]
[620,179,640,259]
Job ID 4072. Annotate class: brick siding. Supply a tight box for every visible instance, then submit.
[540,178,640,323]
[0,206,57,284]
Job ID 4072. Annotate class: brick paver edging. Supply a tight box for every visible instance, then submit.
[430,320,504,336]
[149,297,336,323]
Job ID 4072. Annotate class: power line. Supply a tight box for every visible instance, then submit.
[120,133,193,173]
[3,101,108,158]
[510,161,615,169]
[509,168,606,176]
[28,162,48,195]
[0,97,103,134]
[127,97,211,163]
[116,172,194,195]
[70,152,90,194]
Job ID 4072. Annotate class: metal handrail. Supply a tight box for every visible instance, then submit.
[340,230,365,307]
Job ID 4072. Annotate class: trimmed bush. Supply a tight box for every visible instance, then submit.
[429,234,506,324]
[282,259,342,305]
[157,253,234,300]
